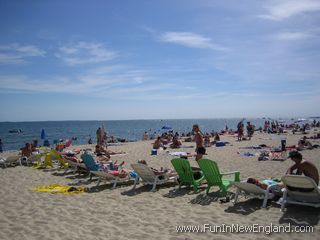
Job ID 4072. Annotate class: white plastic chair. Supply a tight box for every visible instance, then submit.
[232,180,277,208]
[280,175,320,211]
[131,163,177,192]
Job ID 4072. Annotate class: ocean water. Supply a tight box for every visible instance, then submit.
[0,118,266,151]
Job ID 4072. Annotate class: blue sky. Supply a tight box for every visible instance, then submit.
[0,0,319,121]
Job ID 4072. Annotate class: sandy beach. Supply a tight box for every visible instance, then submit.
[1,130,319,240]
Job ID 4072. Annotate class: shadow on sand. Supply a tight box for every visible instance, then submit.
[279,205,320,226]
[224,198,265,215]
[189,191,235,206]
[121,182,177,196]
[162,185,207,198]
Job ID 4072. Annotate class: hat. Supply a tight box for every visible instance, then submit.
[288,151,302,159]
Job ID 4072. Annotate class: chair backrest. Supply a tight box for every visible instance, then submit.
[171,158,195,184]
[81,153,100,171]
[131,164,156,183]
[281,175,320,202]
[282,175,318,191]
[197,159,222,186]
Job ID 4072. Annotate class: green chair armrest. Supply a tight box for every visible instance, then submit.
[221,171,240,182]
[195,174,205,184]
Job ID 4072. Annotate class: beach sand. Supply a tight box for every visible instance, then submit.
[0,131,319,240]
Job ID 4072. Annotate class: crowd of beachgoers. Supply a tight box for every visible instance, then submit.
[0,119,319,240]
[1,119,319,187]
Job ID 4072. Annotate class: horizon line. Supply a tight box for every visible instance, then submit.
[0,116,317,123]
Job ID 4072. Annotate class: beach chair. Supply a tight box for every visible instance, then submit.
[49,149,68,169]
[80,153,104,171]
[90,170,130,188]
[33,152,54,169]
[171,158,205,193]
[232,181,277,208]
[33,149,66,169]
[0,155,20,168]
[81,152,108,180]
[81,153,129,187]
[20,154,43,166]
[131,163,177,192]
[62,157,87,175]
[280,175,320,211]
[197,159,240,196]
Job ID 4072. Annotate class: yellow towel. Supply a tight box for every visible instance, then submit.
[32,184,85,194]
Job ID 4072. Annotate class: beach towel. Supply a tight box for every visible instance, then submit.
[32,184,86,194]
[239,146,263,149]
[270,152,283,157]
[169,151,188,156]
[107,143,126,146]
[110,153,127,156]
[238,152,260,157]
[180,146,194,148]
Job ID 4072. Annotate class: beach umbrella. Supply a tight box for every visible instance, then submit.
[41,129,46,140]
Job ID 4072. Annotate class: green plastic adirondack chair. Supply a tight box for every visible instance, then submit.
[197,159,240,195]
[171,158,205,193]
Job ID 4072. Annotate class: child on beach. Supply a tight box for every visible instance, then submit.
[142,131,148,140]
[204,134,211,147]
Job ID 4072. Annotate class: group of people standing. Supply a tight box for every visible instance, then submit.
[237,121,255,141]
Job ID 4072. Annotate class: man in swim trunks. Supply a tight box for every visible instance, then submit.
[192,124,206,161]
[286,151,319,185]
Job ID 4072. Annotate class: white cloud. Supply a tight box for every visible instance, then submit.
[56,41,117,66]
[160,32,229,51]
[274,31,313,40]
[0,43,45,64]
[259,0,320,21]
[0,64,160,98]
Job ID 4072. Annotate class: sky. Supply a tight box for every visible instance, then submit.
[0,0,319,121]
